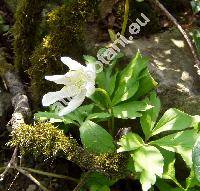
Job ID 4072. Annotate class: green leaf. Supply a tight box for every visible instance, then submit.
[131,145,164,191]
[111,52,149,105]
[156,179,183,191]
[192,136,200,182]
[90,89,110,110]
[90,185,110,191]
[152,108,195,136]
[83,55,97,64]
[151,130,198,167]
[80,120,116,154]
[133,69,158,99]
[96,52,123,97]
[191,0,200,14]
[96,70,118,97]
[192,115,200,130]
[159,148,176,181]
[34,111,73,124]
[186,168,200,189]
[117,133,144,152]
[84,172,113,191]
[140,92,161,140]
[87,112,111,121]
[158,148,183,188]
[113,100,153,119]
[65,104,94,125]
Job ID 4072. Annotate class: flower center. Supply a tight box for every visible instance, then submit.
[66,70,87,90]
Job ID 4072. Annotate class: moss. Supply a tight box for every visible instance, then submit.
[13,0,47,74]
[26,0,99,108]
[10,123,128,179]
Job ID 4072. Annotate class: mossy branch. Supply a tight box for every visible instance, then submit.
[9,123,129,179]
[13,0,47,74]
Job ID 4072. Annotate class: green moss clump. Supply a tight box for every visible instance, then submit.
[27,0,99,108]
[13,0,47,74]
[10,123,128,179]
[9,123,77,157]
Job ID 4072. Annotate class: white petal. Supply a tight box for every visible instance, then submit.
[61,57,85,70]
[42,87,69,106]
[84,64,96,80]
[58,91,86,116]
[86,62,96,74]
[85,82,95,97]
[45,75,66,85]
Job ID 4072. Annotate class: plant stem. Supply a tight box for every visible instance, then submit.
[95,88,115,135]
[21,167,79,183]
[121,0,130,36]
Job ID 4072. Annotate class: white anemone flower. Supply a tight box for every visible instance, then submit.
[42,57,96,116]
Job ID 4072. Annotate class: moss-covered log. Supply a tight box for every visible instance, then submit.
[13,0,47,74]
[9,123,129,179]
[28,0,99,108]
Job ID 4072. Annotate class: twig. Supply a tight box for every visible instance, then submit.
[0,55,31,181]
[148,0,200,69]
[21,167,79,183]
[0,148,18,180]
[73,171,91,191]
[16,167,49,191]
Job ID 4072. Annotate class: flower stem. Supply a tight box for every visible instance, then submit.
[95,88,115,135]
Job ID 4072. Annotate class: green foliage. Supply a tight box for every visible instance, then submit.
[152,130,198,166]
[132,145,164,191]
[111,52,150,105]
[21,52,200,190]
[82,172,114,191]
[117,90,199,190]
[192,136,200,182]
[117,133,144,152]
[80,120,116,154]
[191,0,200,14]
[113,100,152,119]
[152,108,196,136]
[140,92,161,140]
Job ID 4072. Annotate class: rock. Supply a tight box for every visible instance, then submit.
[123,28,200,114]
